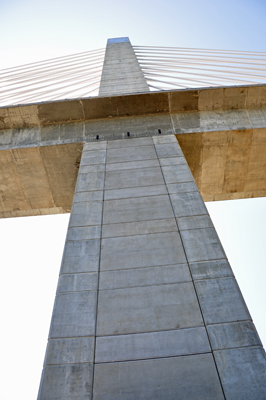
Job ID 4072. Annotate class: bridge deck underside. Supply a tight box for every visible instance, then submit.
[0,127,265,218]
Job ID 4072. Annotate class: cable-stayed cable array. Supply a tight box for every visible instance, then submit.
[133,45,266,91]
[0,48,105,107]
[1,45,266,107]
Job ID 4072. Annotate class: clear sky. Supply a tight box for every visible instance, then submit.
[1,1,266,399]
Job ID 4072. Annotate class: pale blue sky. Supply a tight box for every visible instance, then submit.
[0,1,266,399]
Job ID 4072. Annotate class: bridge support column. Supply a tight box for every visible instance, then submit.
[38,135,266,400]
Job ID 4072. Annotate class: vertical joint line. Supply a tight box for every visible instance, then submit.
[152,135,227,400]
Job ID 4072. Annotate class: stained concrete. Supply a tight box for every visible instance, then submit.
[38,364,93,400]
[60,239,100,273]
[189,259,233,280]
[49,291,97,338]
[214,346,266,400]
[57,272,98,292]
[207,321,262,350]
[195,277,250,324]
[180,228,226,262]
[69,202,103,227]
[45,337,95,365]
[170,192,208,218]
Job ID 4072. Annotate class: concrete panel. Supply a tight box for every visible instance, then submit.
[73,190,103,203]
[177,215,214,230]
[61,239,100,273]
[69,202,102,227]
[104,184,167,200]
[162,164,194,184]
[95,327,210,362]
[153,135,177,144]
[97,282,203,335]
[170,192,208,218]
[167,181,198,193]
[180,228,226,262]
[154,142,183,158]
[66,226,101,241]
[57,272,98,292]
[103,195,174,224]
[102,218,177,238]
[106,158,159,171]
[83,142,107,151]
[49,291,97,338]
[106,145,157,163]
[100,231,187,271]
[45,337,95,365]
[80,150,106,166]
[207,321,262,350]
[107,137,153,148]
[214,346,266,400]
[75,172,105,192]
[99,263,191,290]
[38,363,93,400]
[189,259,233,280]
[93,354,224,400]
[195,277,250,324]
[105,167,164,189]
[159,156,186,166]
[79,164,105,173]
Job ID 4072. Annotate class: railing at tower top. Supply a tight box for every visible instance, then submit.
[1,45,266,107]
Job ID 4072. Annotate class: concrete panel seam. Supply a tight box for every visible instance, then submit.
[94,351,213,364]
[91,143,107,396]
[97,279,193,291]
[94,351,213,365]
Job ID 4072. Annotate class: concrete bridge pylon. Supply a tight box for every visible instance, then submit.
[1,37,266,399]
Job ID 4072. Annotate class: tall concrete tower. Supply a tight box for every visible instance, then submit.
[1,37,266,399]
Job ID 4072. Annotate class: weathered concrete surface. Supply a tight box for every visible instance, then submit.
[214,346,266,400]
[207,321,262,350]
[38,364,93,400]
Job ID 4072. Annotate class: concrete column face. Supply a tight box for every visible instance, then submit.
[37,135,266,400]
[99,37,149,96]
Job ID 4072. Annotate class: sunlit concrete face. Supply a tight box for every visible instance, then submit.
[0,143,82,218]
